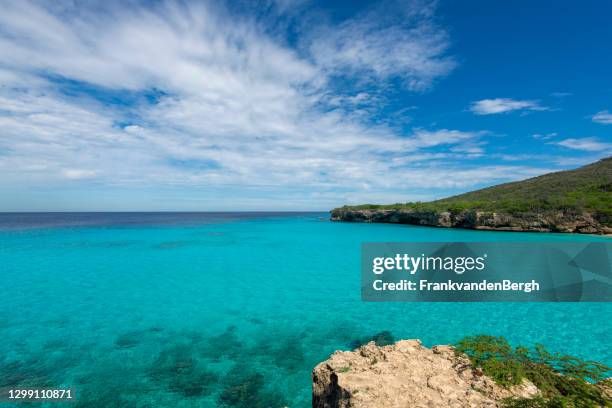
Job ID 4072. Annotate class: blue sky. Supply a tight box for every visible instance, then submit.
[0,0,610,211]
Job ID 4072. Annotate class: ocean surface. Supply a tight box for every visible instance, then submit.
[1,212,610,407]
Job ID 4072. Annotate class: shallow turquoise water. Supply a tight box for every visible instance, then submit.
[0,213,610,407]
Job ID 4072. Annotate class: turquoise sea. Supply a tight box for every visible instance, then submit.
[1,212,610,407]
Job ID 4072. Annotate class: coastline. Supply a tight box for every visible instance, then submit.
[313,338,612,408]
[330,208,612,235]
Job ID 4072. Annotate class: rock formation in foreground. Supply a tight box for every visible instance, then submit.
[312,340,540,408]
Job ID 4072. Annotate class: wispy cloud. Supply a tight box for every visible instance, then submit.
[469,98,549,115]
[555,137,612,152]
[592,110,612,124]
[0,1,564,209]
[62,169,97,180]
[532,132,557,140]
[308,0,456,92]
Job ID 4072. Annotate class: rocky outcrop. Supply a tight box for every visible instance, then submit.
[312,339,540,408]
[597,379,612,401]
[330,208,612,234]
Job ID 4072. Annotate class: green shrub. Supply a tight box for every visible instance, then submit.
[334,158,612,225]
[455,335,611,408]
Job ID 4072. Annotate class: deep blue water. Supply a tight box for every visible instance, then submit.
[0,212,610,407]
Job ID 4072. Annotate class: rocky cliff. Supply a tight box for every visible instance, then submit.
[312,340,540,408]
[330,208,611,234]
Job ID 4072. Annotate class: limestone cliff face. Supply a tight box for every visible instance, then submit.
[330,208,611,234]
[312,340,539,408]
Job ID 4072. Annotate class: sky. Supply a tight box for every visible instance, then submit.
[0,0,611,211]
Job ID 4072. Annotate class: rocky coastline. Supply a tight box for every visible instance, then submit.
[330,208,612,235]
[312,340,612,408]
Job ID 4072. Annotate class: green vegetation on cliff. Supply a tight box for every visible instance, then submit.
[335,157,612,223]
[456,335,611,407]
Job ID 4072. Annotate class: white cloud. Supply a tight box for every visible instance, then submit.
[0,1,554,209]
[532,132,557,140]
[470,98,549,115]
[450,145,485,155]
[592,110,612,124]
[555,137,612,152]
[410,129,486,148]
[62,169,97,179]
[124,125,145,134]
[307,0,456,91]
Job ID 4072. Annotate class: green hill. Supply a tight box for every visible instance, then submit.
[335,157,612,225]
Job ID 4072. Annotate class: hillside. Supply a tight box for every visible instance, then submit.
[331,157,612,234]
